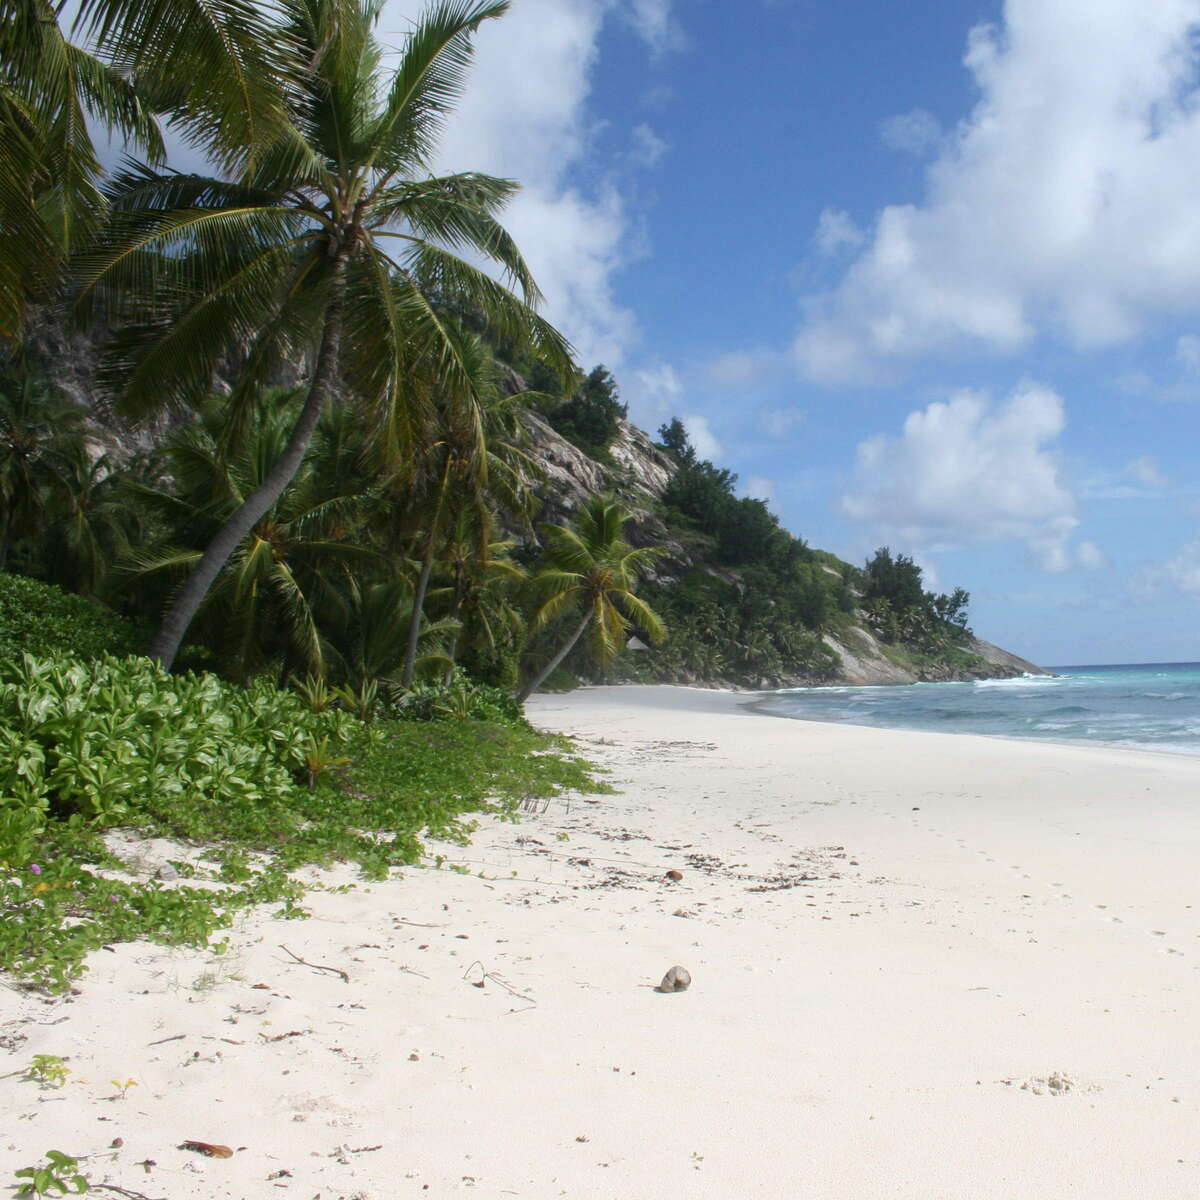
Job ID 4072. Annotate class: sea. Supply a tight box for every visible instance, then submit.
[755,662,1200,757]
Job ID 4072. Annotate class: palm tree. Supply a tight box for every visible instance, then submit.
[42,444,140,597]
[440,520,525,683]
[0,0,285,338]
[517,497,666,702]
[398,323,536,685]
[76,0,572,670]
[126,392,379,679]
[0,372,86,569]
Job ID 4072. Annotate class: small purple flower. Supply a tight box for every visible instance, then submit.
[29,864,41,876]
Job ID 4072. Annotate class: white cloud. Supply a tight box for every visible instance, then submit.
[630,122,668,167]
[840,381,1096,571]
[1127,455,1168,488]
[624,0,683,54]
[761,406,806,437]
[704,350,778,386]
[814,208,865,256]
[381,0,677,368]
[796,0,1200,381]
[622,361,682,428]
[683,414,723,461]
[879,108,942,156]
[744,476,777,505]
[1137,538,1200,596]
[1077,540,1109,569]
[1177,334,1200,372]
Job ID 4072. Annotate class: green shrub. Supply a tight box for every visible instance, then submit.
[0,653,356,832]
[389,674,529,728]
[0,654,605,992]
[0,573,142,661]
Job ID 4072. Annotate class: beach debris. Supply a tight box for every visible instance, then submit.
[463,960,535,1003]
[658,965,691,993]
[180,1141,234,1158]
[664,869,683,882]
[279,944,350,983]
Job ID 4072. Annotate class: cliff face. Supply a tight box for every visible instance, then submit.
[520,413,1050,686]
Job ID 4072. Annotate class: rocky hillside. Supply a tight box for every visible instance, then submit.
[519,408,1049,687]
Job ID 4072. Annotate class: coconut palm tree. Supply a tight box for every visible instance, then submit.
[125,392,379,679]
[0,372,86,569]
[0,0,286,338]
[518,497,666,702]
[398,322,537,685]
[76,0,572,670]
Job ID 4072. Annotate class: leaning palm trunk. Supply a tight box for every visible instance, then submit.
[148,296,343,668]
[517,608,592,703]
[401,458,455,687]
[401,545,437,688]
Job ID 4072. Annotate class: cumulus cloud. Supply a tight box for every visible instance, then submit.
[1127,455,1168,488]
[683,414,723,461]
[796,0,1200,382]
[704,350,778,386]
[814,208,865,256]
[879,108,942,156]
[1137,539,1200,596]
[744,476,777,505]
[840,381,1096,571]
[622,361,682,428]
[629,122,668,167]
[624,0,683,54]
[381,0,676,367]
[761,406,806,437]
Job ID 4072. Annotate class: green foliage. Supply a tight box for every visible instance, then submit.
[0,650,603,992]
[862,547,926,612]
[521,496,665,698]
[25,1055,70,1088]
[861,547,973,652]
[12,1150,89,1198]
[546,366,627,457]
[0,653,355,828]
[391,674,530,728]
[0,573,142,661]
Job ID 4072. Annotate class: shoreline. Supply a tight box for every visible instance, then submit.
[4,684,1200,1198]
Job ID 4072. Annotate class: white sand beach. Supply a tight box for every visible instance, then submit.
[4,684,1200,1198]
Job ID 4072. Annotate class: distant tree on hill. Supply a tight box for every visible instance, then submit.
[547,365,626,455]
[657,417,692,461]
[862,547,926,612]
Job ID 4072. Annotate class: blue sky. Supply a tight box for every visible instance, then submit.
[390,1,1200,664]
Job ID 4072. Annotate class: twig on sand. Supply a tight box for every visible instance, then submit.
[462,960,535,1005]
[278,944,350,983]
[146,1033,186,1047]
[92,1186,170,1200]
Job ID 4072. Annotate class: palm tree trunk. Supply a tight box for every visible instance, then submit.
[401,459,454,687]
[517,608,592,703]
[401,542,436,687]
[0,509,11,572]
[443,583,464,685]
[148,292,344,670]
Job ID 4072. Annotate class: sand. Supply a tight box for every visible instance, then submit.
[4,683,1200,1198]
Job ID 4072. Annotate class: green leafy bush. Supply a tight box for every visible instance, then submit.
[389,674,529,728]
[0,654,604,992]
[0,653,356,832]
[0,573,142,661]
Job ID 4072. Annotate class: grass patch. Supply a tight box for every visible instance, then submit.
[1,667,608,993]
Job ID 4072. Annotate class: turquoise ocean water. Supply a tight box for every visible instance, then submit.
[755,663,1200,756]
